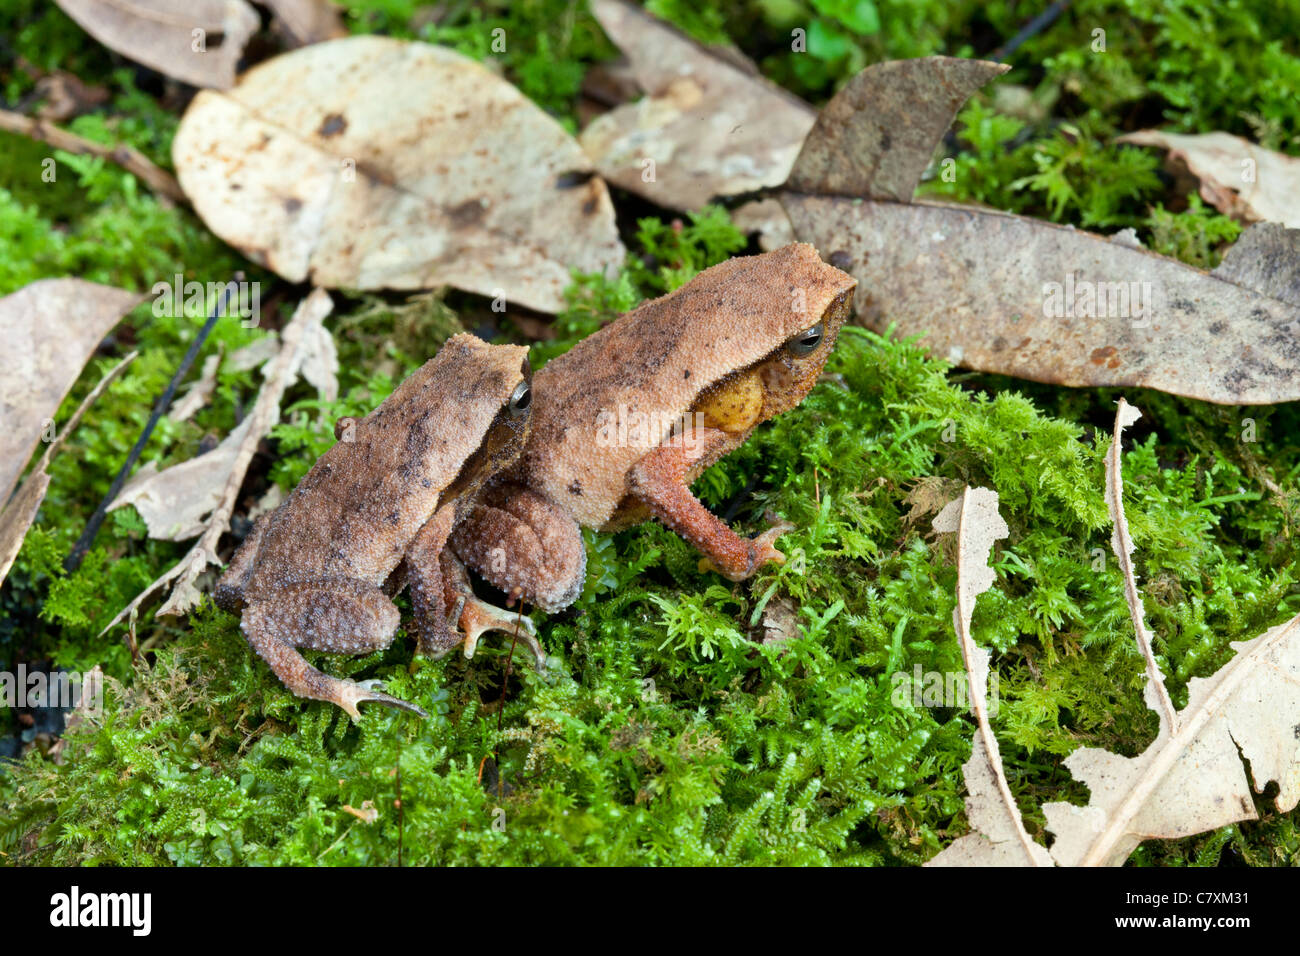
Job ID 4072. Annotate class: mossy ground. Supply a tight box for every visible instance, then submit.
[2,0,1299,865]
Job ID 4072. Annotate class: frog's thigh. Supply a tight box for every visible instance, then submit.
[241,581,421,718]
[628,426,781,582]
[450,483,586,613]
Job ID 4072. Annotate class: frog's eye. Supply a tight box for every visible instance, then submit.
[509,381,532,417]
[787,322,825,357]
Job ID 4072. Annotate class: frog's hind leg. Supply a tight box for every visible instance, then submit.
[241,581,426,720]
[450,482,586,613]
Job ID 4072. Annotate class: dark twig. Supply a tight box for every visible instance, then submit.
[64,277,241,573]
[989,0,1073,63]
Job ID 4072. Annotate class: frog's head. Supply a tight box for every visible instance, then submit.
[691,258,856,436]
[443,337,533,502]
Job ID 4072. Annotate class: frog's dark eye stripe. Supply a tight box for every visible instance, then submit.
[787,322,824,357]
[509,381,532,416]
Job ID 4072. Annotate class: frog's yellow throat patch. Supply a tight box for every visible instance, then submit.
[693,367,765,434]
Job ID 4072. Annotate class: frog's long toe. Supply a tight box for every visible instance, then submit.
[460,597,546,670]
[345,680,428,720]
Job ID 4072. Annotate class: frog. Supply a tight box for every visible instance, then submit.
[214,333,539,719]
[449,242,857,622]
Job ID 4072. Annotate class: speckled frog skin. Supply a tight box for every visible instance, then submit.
[451,242,857,618]
[214,334,537,718]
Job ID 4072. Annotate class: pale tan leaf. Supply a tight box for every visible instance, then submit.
[731,199,795,252]
[173,36,624,314]
[108,416,254,541]
[101,290,334,633]
[927,488,1052,867]
[1044,612,1300,866]
[1042,416,1300,865]
[0,352,137,589]
[1105,398,1178,731]
[108,310,336,542]
[578,0,814,211]
[786,56,1008,200]
[54,0,259,90]
[1212,222,1300,307]
[781,195,1300,404]
[168,347,223,423]
[1118,129,1300,228]
[257,0,346,47]
[0,278,144,506]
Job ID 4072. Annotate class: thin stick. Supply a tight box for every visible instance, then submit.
[989,0,1073,63]
[64,278,239,573]
[0,108,186,203]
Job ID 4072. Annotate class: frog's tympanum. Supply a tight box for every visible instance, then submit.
[450,243,857,622]
[215,334,537,718]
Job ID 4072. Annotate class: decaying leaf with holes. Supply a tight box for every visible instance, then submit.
[173,36,624,314]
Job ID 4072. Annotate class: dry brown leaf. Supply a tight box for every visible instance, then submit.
[108,416,254,541]
[1212,221,1300,307]
[33,70,110,122]
[173,35,624,314]
[1105,399,1178,730]
[578,0,815,210]
[101,290,333,633]
[258,0,347,47]
[780,57,1300,404]
[782,196,1300,404]
[0,279,144,507]
[54,0,259,90]
[786,56,1008,200]
[926,488,1053,867]
[760,596,800,647]
[1118,129,1300,228]
[0,352,137,589]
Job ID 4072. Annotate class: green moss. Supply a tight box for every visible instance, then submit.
[4,0,1300,867]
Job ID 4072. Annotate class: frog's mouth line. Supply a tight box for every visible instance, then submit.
[443,390,531,503]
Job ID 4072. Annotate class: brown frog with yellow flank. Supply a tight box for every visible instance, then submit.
[215,334,539,719]
[450,242,857,618]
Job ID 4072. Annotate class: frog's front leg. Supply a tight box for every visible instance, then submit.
[406,505,545,667]
[403,504,461,658]
[241,580,426,719]
[437,550,545,667]
[450,482,586,613]
[628,426,793,582]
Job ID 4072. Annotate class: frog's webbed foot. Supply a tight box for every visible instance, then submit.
[458,596,545,669]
